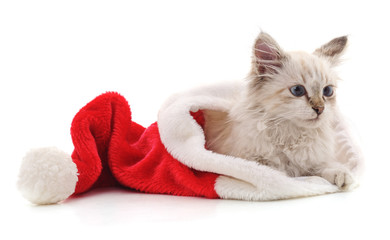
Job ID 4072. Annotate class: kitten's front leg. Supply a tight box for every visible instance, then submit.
[319,164,355,190]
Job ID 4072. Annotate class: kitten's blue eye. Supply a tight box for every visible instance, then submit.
[290,85,306,97]
[323,86,334,97]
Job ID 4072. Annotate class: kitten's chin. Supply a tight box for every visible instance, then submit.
[293,117,324,129]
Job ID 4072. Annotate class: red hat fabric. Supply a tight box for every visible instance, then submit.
[18,82,363,204]
[71,91,219,198]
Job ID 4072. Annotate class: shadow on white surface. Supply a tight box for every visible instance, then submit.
[8,181,385,239]
[63,188,221,224]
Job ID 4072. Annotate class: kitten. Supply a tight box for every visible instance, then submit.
[204,32,354,189]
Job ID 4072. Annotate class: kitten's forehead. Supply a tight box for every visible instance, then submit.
[288,51,335,86]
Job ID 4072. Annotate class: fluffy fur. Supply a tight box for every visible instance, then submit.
[158,81,342,201]
[18,147,78,204]
[204,32,354,190]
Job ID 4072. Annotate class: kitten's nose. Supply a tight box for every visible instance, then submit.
[312,106,324,115]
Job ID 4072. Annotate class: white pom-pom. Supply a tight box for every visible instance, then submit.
[17,147,78,205]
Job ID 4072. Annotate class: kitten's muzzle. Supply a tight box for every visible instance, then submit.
[309,97,325,115]
[312,106,324,115]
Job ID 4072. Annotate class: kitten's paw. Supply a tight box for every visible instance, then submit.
[321,168,354,190]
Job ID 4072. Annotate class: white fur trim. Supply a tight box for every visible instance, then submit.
[157,81,360,200]
[18,147,78,205]
[215,175,337,201]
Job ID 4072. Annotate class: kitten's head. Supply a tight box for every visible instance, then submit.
[247,32,347,128]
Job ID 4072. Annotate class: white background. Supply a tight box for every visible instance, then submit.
[1,0,389,239]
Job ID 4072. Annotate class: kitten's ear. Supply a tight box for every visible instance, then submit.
[253,32,286,75]
[314,36,348,66]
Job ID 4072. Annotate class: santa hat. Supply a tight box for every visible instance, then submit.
[18,82,363,204]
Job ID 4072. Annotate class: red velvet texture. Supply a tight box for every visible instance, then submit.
[70,92,219,198]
